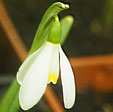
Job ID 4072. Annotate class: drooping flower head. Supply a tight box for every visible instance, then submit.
[17,12,75,111]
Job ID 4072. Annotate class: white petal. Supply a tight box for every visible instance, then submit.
[48,44,60,84]
[60,46,75,109]
[17,44,45,85]
[19,43,53,110]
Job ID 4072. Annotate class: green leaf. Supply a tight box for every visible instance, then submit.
[60,15,74,44]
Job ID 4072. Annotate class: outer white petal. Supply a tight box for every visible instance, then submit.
[48,44,60,84]
[19,43,53,110]
[17,44,45,85]
[60,46,75,109]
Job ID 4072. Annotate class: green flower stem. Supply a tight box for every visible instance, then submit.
[0,80,20,112]
[28,2,69,55]
[8,94,20,112]
[60,15,74,44]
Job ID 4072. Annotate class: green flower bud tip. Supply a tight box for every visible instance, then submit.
[65,15,74,24]
[58,2,69,9]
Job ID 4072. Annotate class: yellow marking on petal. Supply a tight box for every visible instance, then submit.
[47,41,60,46]
[48,73,58,84]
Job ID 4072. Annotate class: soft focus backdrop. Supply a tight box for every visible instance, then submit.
[0,0,113,112]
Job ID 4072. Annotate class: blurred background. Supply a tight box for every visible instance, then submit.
[0,0,113,112]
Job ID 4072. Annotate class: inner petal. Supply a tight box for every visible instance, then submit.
[48,44,60,84]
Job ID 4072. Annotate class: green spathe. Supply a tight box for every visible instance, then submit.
[47,16,61,44]
[28,2,69,55]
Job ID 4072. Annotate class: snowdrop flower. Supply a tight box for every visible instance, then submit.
[17,16,75,110]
